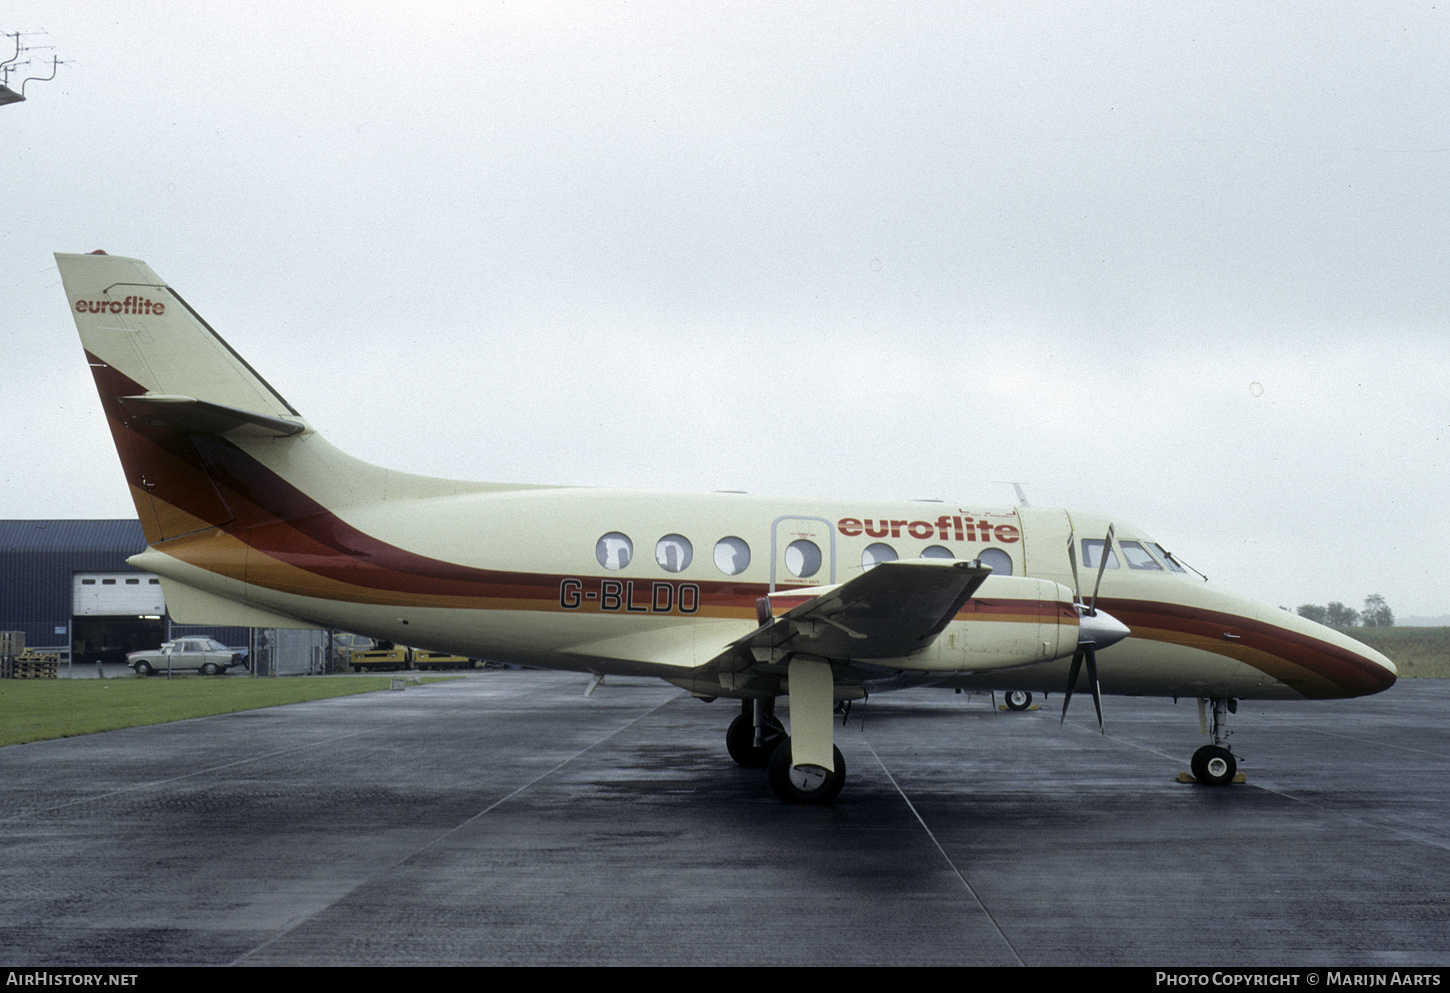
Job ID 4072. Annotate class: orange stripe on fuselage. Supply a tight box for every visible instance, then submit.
[1100,597,1394,698]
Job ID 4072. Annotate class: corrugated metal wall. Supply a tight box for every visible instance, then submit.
[0,520,148,649]
[0,520,247,654]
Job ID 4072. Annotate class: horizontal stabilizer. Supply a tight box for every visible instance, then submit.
[117,394,306,438]
[156,577,319,629]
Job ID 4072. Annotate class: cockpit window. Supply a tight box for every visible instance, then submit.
[1119,540,1163,571]
[1151,542,1188,574]
[1081,539,1119,570]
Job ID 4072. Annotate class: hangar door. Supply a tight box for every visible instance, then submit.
[72,572,166,665]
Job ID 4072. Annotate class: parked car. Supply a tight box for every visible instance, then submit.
[127,638,247,676]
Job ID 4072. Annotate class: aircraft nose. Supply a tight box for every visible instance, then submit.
[1259,609,1399,698]
[1356,642,1398,691]
[1079,607,1130,649]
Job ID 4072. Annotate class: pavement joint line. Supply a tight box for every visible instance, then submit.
[864,739,1026,968]
[0,724,391,824]
[1224,777,1450,854]
[1054,712,1188,765]
[1067,708,1450,854]
[1270,721,1450,760]
[226,689,685,966]
[0,671,578,823]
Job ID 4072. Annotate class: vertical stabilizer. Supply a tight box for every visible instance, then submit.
[56,252,300,418]
[57,252,308,543]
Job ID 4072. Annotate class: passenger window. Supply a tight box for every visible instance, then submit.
[596,532,633,571]
[655,534,693,573]
[861,543,897,571]
[1082,540,1119,570]
[713,537,751,576]
[978,547,1013,576]
[1119,540,1163,570]
[785,539,822,578]
[920,545,954,560]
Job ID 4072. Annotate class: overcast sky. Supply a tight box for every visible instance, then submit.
[4,2,1447,619]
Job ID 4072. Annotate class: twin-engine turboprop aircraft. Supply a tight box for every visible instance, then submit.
[57,252,1397,803]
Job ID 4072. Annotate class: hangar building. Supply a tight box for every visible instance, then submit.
[0,520,322,673]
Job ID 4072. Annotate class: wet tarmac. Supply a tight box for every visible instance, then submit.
[2,670,1447,967]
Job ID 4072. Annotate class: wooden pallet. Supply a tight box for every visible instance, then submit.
[9,652,59,679]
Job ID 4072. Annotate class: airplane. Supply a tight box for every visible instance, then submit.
[56,251,1398,804]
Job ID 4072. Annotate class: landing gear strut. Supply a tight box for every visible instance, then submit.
[1191,696,1238,785]
[726,699,786,768]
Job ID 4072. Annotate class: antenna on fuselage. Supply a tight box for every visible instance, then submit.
[996,481,1030,507]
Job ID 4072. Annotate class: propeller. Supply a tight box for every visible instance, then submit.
[1061,525,1128,733]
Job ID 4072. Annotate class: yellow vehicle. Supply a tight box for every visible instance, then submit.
[348,644,478,672]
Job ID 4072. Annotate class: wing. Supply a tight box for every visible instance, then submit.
[702,559,992,671]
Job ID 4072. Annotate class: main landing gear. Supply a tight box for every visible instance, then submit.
[726,657,845,804]
[727,698,843,804]
[726,699,786,769]
[1190,696,1239,786]
[768,740,845,805]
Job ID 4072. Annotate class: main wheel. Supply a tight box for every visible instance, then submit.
[726,712,786,768]
[1191,745,1237,785]
[1005,690,1033,711]
[767,738,846,805]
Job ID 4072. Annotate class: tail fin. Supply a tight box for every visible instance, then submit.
[57,252,311,544]
[57,252,302,422]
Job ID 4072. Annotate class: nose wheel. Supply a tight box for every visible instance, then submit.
[1190,697,1240,785]
[1191,744,1237,785]
[1004,690,1033,711]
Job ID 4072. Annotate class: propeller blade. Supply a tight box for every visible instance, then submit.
[1060,645,1107,733]
[1083,643,1105,733]
[1067,529,1081,607]
[1060,650,1084,726]
[1088,524,1114,615]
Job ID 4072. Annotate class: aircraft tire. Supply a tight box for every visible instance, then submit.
[726,713,786,768]
[767,738,845,805]
[1005,690,1033,711]
[1191,745,1237,785]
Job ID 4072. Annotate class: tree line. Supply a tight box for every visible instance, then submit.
[1297,594,1394,628]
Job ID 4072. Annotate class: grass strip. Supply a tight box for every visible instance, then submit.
[0,675,450,747]
[1344,626,1450,679]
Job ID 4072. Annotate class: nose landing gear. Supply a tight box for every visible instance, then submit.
[1190,696,1241,785]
